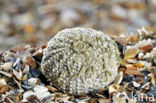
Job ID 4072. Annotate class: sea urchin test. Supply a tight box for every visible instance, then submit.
[41,28,120,95]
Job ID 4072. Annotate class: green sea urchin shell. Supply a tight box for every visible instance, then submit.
[41,28,120,95]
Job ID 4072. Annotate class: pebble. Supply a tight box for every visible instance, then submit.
[141,44,154,52]
[124,46,139,60]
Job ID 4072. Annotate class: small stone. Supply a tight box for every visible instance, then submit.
[141,44,154,52]
[124,46,139,60]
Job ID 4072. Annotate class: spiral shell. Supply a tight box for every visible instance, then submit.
[41,27,120,95]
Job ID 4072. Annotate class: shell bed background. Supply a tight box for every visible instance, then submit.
[41,27,120,95]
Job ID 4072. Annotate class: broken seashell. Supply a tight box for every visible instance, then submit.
[27,95,40,103]
[126,35,139,44]
[13,69,23,81]
[46,86,57,93]
[108,84,120,94]
[55,95,71,102]
[0,62,12,71]
[35,91,51,100]
[23,91,35,100]
[0,71,13,78]
[141,82,151,89]
[0,78,7,85]
[125,65,141,75]
[0,85,9,93]
[126,59,137,64]
[124,46,139,60]
[34,85,48,92]
[148,73,155,86]
[143,53,153,59]
[132,81,140,87]
[118,68,126,74]
[114,71,123,85]
[33,44,47,57]
[26,58,37,69]
[138,52,144,59]
[112,92,128,103]
[13,58,21,67]
[28,78,40,87]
